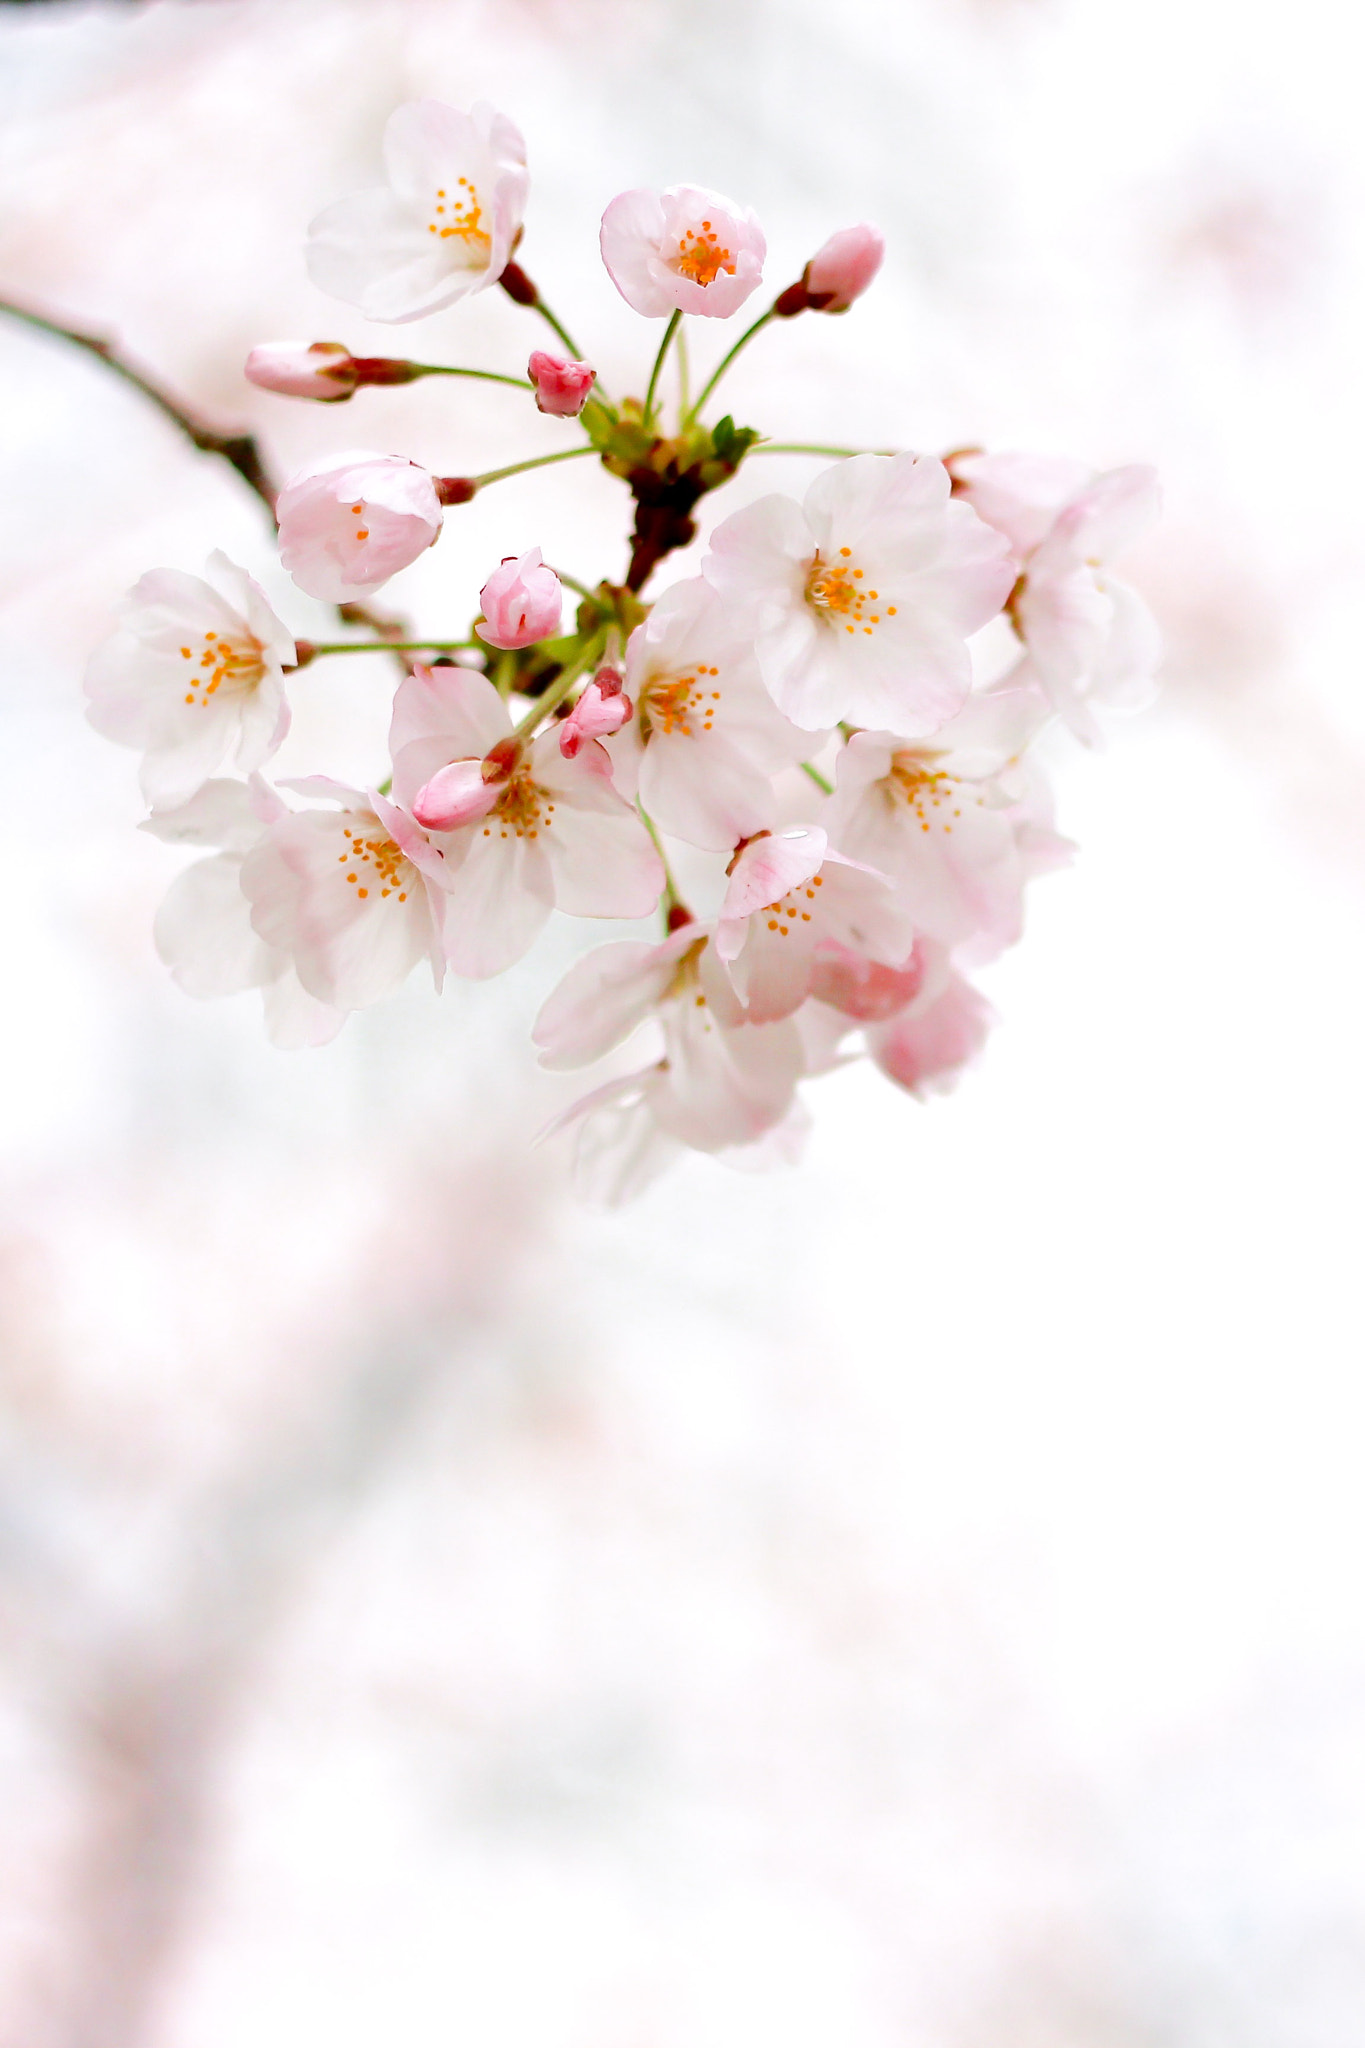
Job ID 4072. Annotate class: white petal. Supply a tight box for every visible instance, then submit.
[154,852,273,998]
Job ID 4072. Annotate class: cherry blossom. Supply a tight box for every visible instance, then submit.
[476,549,563,650]
[820,676,1058,954]
[528,351,596,417]
[535,926,806,1200]
[951,453,1162,742]
[701,454,1015,734]
[277,450,444,602]
[609,577,812,849]
[85,551,294,811]
[389,665,665,978]
[712,825,918,1025]
[141,778,344,1048]
[802,224,885,310]
[245,342,358,401]
[306,99,528,323]
[239,777,448,1012]
[804,935,994,1095]
[600,184,766,319]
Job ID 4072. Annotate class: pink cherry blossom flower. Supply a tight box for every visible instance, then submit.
[475,549,563,650]
[865,958,995,1098]
[245,342,358,401]
[701,453,1015,734]
[599,184,766,319]
[276,450,444,603]
[951,452,1162,742]
[559,668,631,758]
[239,777,448,1012]
[528,351,596,417]
[820,675,1061,955]
[802,933,992,1096]
[712,825,917,1024]
[389,665,665,978]
[141,778,343,1048]
[534,926,806,1200]
[608,577,813,850]
[306,99,528,324]
[85,551,294,810]
[803,224,885,310]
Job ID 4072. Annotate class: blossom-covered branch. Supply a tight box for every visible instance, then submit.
[80,95,1161,1203]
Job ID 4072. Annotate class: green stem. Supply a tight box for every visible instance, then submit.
[675,320,691,419]
[552,568,597,601]
[752,442,895,459]
[508,633,606,741]
[687,306,774,423]
[532,297,588,364]
[637,805,685,926]
[471,444,598,489]
[302,639,479,658]
[410,364,532,389]
[643,310,681,427]
[800,760,834,796]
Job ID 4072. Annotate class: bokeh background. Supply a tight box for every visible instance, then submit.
[1,0,1363,2042]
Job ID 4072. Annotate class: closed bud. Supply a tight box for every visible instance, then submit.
[802,224,885,311]
[476,549,563,650]
[528,350,596,417]
[245,341,358,401]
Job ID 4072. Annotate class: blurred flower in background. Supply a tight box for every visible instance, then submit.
[0,1,1362,2045]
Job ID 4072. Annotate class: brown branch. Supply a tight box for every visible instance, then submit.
[0,293,278,513]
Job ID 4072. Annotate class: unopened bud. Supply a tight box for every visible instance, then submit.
[476,549,563,650]
[528,350,597,418]
[411,758,500,830]
[245,341,358,401]
[802,224,885,312]
[559,675,633,757]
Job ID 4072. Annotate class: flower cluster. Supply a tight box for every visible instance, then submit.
[86,98,1159,1201]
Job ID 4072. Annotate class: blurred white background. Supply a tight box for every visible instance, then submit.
[1,1,1363,2042]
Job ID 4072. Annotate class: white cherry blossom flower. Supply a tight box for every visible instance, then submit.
[535,925,806,1201]
[141,779,343,1049]
[701,454,1014,734]
[277,451,444,603]
[239,777,448,1012]
[306,100,528,324]
[820,675,1058,954]
[713,824,917,1025]
[952,452,1162,742]
[389,665,665,978]
[609,577,812,850]
[599,184,765,319]
[85,552,294,811]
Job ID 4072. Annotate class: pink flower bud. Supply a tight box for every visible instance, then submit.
[245,341,358,401]
[528,351,596,417]
[410,757,501,831]
[802,224,885,311]
[476,549,563,650]
[559,671,633,757]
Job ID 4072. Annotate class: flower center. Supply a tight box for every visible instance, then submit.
[889,760,973,835]
[641,664,722,740]
[178,629,265,708]
[804,548,897,637]
[337,822,412,902]
[761,873,822,938]
[674,219,735,288]
[427,177,492,260]
[482,768,556,841]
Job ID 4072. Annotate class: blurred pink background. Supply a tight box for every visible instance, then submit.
[1,1,1362,2041]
